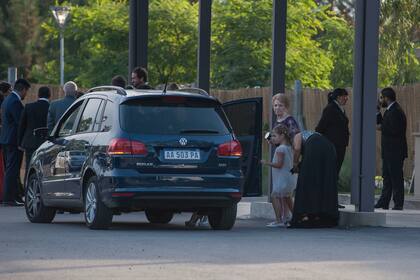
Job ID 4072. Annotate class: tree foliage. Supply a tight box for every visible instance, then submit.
[317,14,354,88]
[148,0,198,85]
[32,0,129,86]
[0,0,42,78]
[1,0,418,90]
[379,0,420,86]
[211,0,336,89]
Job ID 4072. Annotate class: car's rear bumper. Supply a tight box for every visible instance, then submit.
[102,187,241,211]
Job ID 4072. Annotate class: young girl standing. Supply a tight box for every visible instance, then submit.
[261,125,296,227]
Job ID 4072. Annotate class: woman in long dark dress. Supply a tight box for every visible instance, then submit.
[290,130,339,228]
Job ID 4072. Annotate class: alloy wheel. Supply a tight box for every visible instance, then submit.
[26,177,41,218]
[85,182,97,224]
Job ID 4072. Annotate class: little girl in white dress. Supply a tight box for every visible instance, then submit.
[261,125,297,227]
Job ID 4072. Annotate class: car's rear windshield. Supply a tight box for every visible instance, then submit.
[120,96,231,135]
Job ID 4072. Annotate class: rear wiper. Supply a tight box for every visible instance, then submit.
[180,129,219,134]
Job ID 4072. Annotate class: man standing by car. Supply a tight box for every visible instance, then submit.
[375,87,407,210]
[131,67,153,89]
[0,79,30,206]
[47,81,77,132]
[18,86,51,180]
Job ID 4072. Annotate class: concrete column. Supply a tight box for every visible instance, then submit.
[129,0,149,74]
[197,0,212,93]
[270,0,287,96]
[128,0,137,74]
[268,0,287,200]
[350,0,380,212]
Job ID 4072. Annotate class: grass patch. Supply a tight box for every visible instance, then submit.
[338,154,351,193]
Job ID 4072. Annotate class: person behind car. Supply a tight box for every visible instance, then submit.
[47,81,77,132]
[0,82,12,133]
[0,81,12,202]
[111,75,127,88]
[0,79,31,206]
[131,67,153,89]
[75,91,85,99]
[18,86,51,181]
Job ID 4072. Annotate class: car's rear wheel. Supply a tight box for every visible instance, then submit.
[208,204,237,230]
[25,173,56,223]
[84,177,113,229]
[145,210,173,224]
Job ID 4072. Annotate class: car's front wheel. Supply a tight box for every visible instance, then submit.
[84,177,113,229]
[145,210,173,224]
[208,204,237,230]
[25,173,56,223]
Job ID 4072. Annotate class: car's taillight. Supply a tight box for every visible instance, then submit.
[107,138,147,155]
[217,140,242,157]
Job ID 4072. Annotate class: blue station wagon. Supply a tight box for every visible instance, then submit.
[25,87,262,230]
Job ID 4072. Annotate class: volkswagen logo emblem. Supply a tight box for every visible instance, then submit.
[179,138,188,146]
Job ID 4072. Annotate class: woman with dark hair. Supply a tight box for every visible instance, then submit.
[315,88,349,209]
[316,88,349,177]
[289,131,339,228]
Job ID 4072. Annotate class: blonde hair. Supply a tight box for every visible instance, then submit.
[272,93,290,109]
[272,124,292,146]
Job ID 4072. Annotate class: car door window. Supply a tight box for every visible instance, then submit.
[58,101,84,137]
[76,98,102,133]
[93,100,105,132]
[100,101,113,132]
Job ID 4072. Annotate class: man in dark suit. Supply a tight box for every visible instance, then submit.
[0,79,30,206]
[315,88,350,209]
[47,81,77,132]
[375,87,407,210]
[18,86,51,181]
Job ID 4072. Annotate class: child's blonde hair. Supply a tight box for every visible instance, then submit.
[272,124,292,145]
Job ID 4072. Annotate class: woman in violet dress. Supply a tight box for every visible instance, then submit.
[272,94,300,140]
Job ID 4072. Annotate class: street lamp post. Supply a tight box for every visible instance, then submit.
[50,6,70,86]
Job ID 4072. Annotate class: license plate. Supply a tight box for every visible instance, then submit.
[164,150,200,160]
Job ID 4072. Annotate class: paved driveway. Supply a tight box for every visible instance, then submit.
[1,207,420,280]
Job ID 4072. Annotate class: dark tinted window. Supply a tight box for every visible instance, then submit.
[223,102,256,137]
[120,97,231,135]
[57,101,84,137]
[100,101,113,132]
[77,98,102,133]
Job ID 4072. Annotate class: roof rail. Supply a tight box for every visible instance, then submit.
[177,88,209,96]
[87,86,127,96]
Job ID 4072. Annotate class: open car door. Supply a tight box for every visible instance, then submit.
[222,98,262,197]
